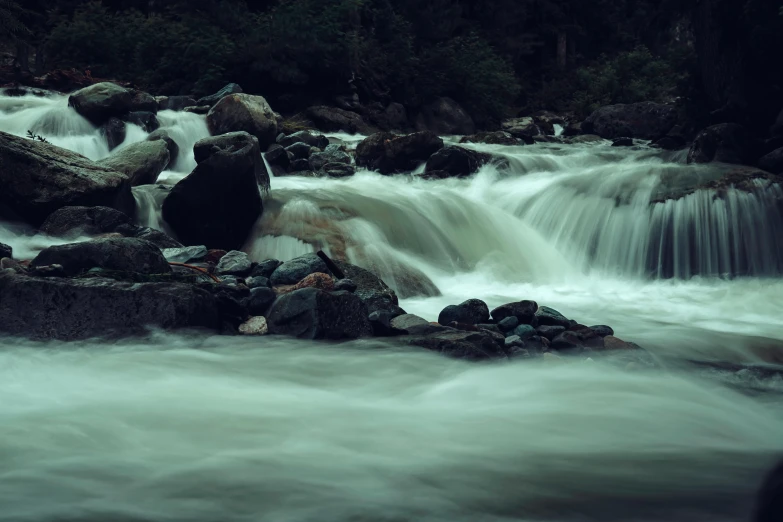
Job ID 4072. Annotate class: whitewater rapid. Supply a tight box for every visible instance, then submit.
[1,89,782,522]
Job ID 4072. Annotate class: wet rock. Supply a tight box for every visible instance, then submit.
[536,325,565,340]
[162,245,208,263]
[206,93,278,149]
[124,111,159,133]
[41,205,131,237]
[68,82,133,125]
[309,144,351,170]
[251,259,282,278]
[197,83,243,107]
[270,254,328,285]
[415,97,475,135]
[501,117,539,141]
[563,121,582,136]
[0,272,220,340]
[245,276,272,289]
[0,132,133,226]
[100,117,126,151]
[424,147,491,178]
[512,324,537,341]
[583,102,677,140]
[265,144,290,172]
[147,129,179,167]
[491,300,538,324]
[410,329,505,360]
[334,278,357,293]
[285,142,313,160]
[652,134,688,151]
[460,131,521,146]
[612,137,634,147]
[477,323,503,336]
[602,335,639,351]
[550,331,584,353]
[497,316,519,333]
[31,237,171,277]
[535,306,571,328]
[278,131,330,149]
[267,288,372,340]
[531,111,566,135]
[759,148,783,175]
[163,132,265,251]
[216,250,252,276]
[390,314,429,333]
[335,261,405,316]
[158,96,197,111]
[288,158,310,171]
[98,140,170,186]
[369,310,397,336]
[437,298,490,326]
[567,134,605,144]
[590,325,614,337]
[184,106,211,115]
[356,131,444,174]
[687,123,753,165]
[293,272,335,291]
[29,264,67,277]
[246,286,276,316]
[128,90,158,113]
[306,106,376,135]
[0,242,11,259]
[239,316,268,335]
[322,163,356,178]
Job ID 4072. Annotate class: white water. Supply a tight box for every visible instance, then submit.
[1,93,783,521]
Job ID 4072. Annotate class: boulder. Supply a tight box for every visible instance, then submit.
[0,271,220,340]
[460,131,521,146]
[334,278,357,292]
[309,144,351,170]
[128,90,158,113]
[335,261,404,316]
[267,288,372,340]
[215,250,252,276]
[162,245,208,263]
[687,123,753,165]
[415,97,475,135]
[582,102,676,140]
[531,111,566,135]
[197,83,243,107]
[68,82,133,125]
[305,106,377,134]
[512,324,537,340]
[278,131,330,149]
[98,140,170,186]
[265,144,291,173]
[536,325,565,340]
[100,117,126,151]
[409,329,505,361]
[184,106,210,115]
[501,117,539,141]
[437,299,490,326]
[497,316,519,333]
[590,325,614,337]
[758,148,783,175]
[389,314,430,333]
[535,306,571,328]
[193,131,270,189]
[424,146,491,178]
[0,131,133,226]
[31,237,171,276]
[158,96,197,112]
[0,242,11,259]
[285,142,313,160]
[356,131,444,174]
[491,300,538,324]
[251,259,282,278]
[612,137,634,147]
[246,286,276,316]
[124,111,159,133]
[162,133,265,251]
[206,94,278,149]
[550,331,584,353]
[245,276,272,289]
[147,129,179,166]
[270,253,328,285]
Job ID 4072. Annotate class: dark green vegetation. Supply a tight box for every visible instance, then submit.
[2,0,782,130]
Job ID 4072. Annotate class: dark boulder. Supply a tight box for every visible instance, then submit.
[193,132,270,191]
[437,298,490,326]
[535,306,571,328]
[128,90,158,113]
[206,94,279,149]
[759,148,783,175]
[335,261,405,316]
[197,83,243,107]
[409,329,505,361]
[652,134,688,151]
[246,286,276,316]
[265,144,291,172]
[285,142,313,160]
[215,250,252,276]
[460,131,521,146]
[612,137,634,147]
[305,106,377,134]
[100,117,126,151]
[0,242,11,259]
[251,259,282,278]
[270,253,328,285]
[369,310,398,336]
[31,237,171,276]
[0,271,220,340]
[162,245,207,263]
[267,288,372,340]
[97,140,170,186]
[356,131,444,174]
[289,158,311,171]
[424,146,491,178]
[491,300,538,324]
[550,331,584,353]
[309,144,351,170]
[162,132,265,251]
[124,111,159,133]
[501,117,539,141]
[582,102,677,140]
[389,314,431,334]
[158,96,197,112]
[497,316,519,333]
[147,129,179,167]
[41,205,131,237]
[590,325,615,337]
[536,325,565,340]
[278,131,330,149]
[531,111,566,135]
[512,324,537,340]
[68,82,133,126]
[415,97,475,135]
[0,131,133,226]
[687,123,754,165]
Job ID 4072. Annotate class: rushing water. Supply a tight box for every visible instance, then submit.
[1,90,782,522]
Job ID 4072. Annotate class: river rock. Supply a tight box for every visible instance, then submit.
[192,132,270,191]
[424,146,491,178]
[270,253,328,285]
[491,300,538,324]
[267,288,372,340]
[334,278,357,292]
[251,259,282,278]
[501,117,539,141]
[536,325,565,340]
[309,144,351,170]
[758,147,783,174]
[460,131,521,146]
[147,129,179,167]
[409,329,505,360]
[415,97,475,135]
[512,324,537,341]
[389,314,429,333]
[197,83,243,107]
[128,90,158,113]
[278,131,329,149]
[590,325,615,337]
[531,110,566,135]
[0,271,220,340]
[162,245,208,263]
[215,250,252,276]
[265,144,290,174]
[497,316,519,333]
[245,276,271,289]
[206,94,278,148]
[239,316,269,336]
[356,131,444,174]
[305,106,376,134]
[0,242,11,259]
[582,102,677,140]
[612,137,634,147]
[98,140,170,186]
[0,131,133,226]
[438,298,490,326]
[31,237,171,276]
[163,133,265,251]
[550,330,583,353]
[124,111,159,133]
[335,261,405,316]
[285,142,313,160]
[535,306,571,328]
[602,335,639,351]
[68,82,133,125]
[158,96,197,111]
[322,163,356,178]
[687,123,753,165]
[100,117,126,151]
[368,102,409,132]
[246,286,276,316]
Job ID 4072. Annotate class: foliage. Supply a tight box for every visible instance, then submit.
[0,0,29,40]
[26,130,48,143]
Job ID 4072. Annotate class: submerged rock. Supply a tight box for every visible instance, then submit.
[31,237,171,276]
[207,94,279,149]
[267,288,372,340]
[415,97,475,135]
[0,271,220,340]
[0,131,133,226]
[409,329,505,360]
[356,131,444,174]
[98,139,170,186]
[582,102,677,140]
